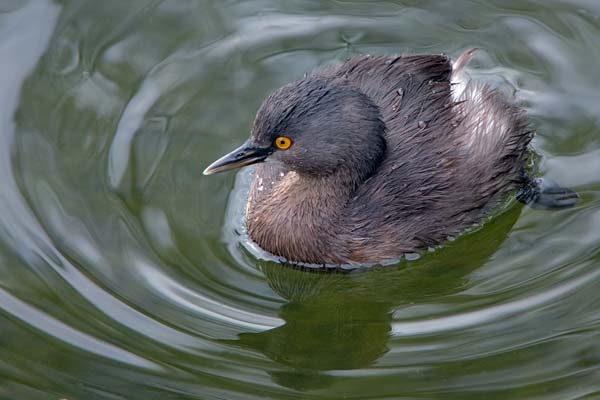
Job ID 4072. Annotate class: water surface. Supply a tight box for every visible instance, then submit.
[1,1,600,399]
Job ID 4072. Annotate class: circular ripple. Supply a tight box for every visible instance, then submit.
[1,1,600,399]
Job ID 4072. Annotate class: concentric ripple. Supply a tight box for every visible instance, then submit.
[1,1,600,399]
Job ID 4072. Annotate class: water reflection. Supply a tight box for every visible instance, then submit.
[226,205,522,390]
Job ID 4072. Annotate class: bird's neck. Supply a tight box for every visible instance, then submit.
[246,169,362,264]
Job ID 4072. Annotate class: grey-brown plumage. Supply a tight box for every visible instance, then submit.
[206,51,535,265]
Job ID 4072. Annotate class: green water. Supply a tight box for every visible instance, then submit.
[1,1,600,399]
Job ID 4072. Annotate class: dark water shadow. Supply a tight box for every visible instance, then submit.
[221,203,522,391]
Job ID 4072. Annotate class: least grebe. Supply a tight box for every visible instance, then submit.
[204,49,577,265]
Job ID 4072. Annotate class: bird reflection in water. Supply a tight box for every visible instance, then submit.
[222,204,521,391]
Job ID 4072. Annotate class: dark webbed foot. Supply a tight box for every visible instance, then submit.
[517,178,579,209]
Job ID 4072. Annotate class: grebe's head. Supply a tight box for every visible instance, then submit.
[204,77,385,180]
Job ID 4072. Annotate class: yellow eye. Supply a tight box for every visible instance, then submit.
[274,136,292,150]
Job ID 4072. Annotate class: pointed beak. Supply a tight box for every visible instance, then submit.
[203,140,272,175]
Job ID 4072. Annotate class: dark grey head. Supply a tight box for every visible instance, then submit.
[204,77,386,181]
